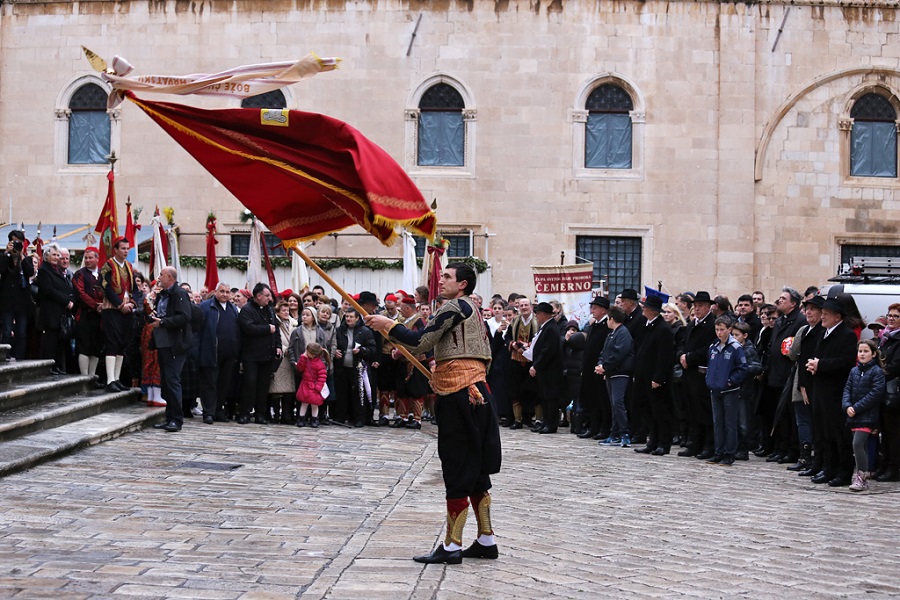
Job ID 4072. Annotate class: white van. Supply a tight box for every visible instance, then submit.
[821,257,900,338]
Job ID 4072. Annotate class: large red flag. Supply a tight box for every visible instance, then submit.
[203,215,219,292]
[125,93,436,246]
[93,169,119,264]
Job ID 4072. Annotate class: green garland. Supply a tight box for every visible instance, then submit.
[137,253,488,273]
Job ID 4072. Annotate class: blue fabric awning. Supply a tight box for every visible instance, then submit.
[0,223,155,251]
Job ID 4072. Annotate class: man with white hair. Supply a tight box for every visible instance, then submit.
[197,282,241,424]
[149,266,193,432]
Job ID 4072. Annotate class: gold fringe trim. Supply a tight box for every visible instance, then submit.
[444,508,468,547]
[475,493,493,536]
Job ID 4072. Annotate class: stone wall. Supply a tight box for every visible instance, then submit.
[1,0,899,299]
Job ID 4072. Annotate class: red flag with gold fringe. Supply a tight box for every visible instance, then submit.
[93,169,119,264]
[124,92,436,247]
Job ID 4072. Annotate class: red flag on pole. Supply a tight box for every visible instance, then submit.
[124,93,436,246]
[124,197,141,263]
[93,169,119,264]
[260,235,278,295]
[204,214,220,292]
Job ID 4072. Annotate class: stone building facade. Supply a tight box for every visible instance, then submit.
[1,0,899,299]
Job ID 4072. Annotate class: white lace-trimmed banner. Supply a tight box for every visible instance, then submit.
[83,48,341,108]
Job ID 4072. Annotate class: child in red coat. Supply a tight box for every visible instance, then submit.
[296,342,328,428]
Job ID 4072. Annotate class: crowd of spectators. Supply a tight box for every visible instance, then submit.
[1,228,898,491]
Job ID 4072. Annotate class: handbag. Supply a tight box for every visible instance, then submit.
[320,382,330,399]
[886,378,899,410]
[59,313,75,340]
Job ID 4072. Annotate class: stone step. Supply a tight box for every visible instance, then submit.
[0,404,166,477]
[0,359,57,387]
[0,387,142,443]
[0,373,96,412]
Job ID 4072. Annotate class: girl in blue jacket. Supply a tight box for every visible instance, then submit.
[842,338,885,492]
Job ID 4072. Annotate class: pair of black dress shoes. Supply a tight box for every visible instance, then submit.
[413,541,499,564]
[634,446,669,456]
[153,421,181,432]
[105,380,128,393]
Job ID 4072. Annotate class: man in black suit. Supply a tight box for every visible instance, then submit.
[807,296,858,486]
[677,290,718,458]
[527,302,564,433]
[633,295,676,455]
[757,287,807,462]
[149,267,193,432]
[577,297,612,439]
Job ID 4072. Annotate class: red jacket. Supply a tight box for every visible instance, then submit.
[296,354,327,406]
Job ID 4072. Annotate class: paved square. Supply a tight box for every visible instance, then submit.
[0,422,898,598]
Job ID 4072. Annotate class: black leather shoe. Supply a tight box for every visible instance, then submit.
[152,422,168,429]
[106,382,123,393]
[752,447,771,458]
[765,453,784,463]
[236,415,251,424]
[786,461,808,472]
[874,468,900,482]
[538,427,557,434]
[810,471,833,484]
[163,421,181,432]
[677,448,698,457]
[650,447,669,456]
[696,450,715,460]
[634,446,655,454]
[413,545,462,565]
[461,541,499,559]
[203,415,214,425]
[778,454,797,465]
[705,454,724,464]
[828,475,851,487]
[798,467,818,477]
[509,422,523,430]
[592,431,609,440]
[734,451,749,461]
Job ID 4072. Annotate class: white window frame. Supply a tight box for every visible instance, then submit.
[405,74,476,178]
[571,73,645,181]
[55,74,120,173]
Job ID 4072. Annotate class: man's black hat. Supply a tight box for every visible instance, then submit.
[534,302,555,315]
[694,291,712,304]
[640,295,664,312]
[620,288,639,301]
[590,296,611,309]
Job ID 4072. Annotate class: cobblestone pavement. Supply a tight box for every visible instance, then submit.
[1,420,899,599]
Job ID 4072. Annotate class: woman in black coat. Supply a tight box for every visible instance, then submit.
[36,245,73,374]
[333,310,377,426]
[876,303,900,481]
[237,283,280,424]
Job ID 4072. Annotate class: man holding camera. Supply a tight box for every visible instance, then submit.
[0,230,35,361]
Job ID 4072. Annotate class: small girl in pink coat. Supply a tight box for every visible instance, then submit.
[296,342,328,428]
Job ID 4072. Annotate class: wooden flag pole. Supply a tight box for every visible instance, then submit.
[290,244,432,380]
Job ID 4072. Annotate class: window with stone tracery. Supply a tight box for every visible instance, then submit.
[585,84,634,170]
[849,93,898,178]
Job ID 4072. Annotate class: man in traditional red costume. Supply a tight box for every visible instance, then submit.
[99,237,136,392]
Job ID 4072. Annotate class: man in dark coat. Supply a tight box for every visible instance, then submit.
[808,296,858,486]
[0,230,35,361]
[577,297,612,439]
[149,267,193,432]
[620,288,648,441]
[757,287,808,462]
[197,282,241,424]
[677,290,718,458]
[527,302,564,433]
[632,295,676,455]
[237,282,280,425]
